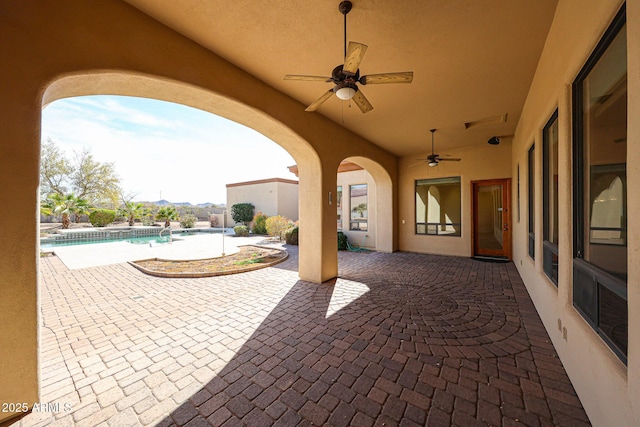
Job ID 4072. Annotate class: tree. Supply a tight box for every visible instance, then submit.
[72,197,91,223]
[71,148,121,205]
[352,203,367,217]
[231,203,255,226]
[156,206,179,227]
[43,193,89,229]
[118,201,146,226]
[40,138,71,197]
[39,139,121,206]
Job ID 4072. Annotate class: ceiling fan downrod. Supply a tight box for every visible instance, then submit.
[339,1,352,58]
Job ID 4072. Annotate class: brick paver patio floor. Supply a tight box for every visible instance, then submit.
[10,246,590,426]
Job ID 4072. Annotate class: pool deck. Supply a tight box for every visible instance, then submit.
[46,233,270,270]
[9,244,591,426]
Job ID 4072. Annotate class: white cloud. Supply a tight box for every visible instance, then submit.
[41,96,297,204]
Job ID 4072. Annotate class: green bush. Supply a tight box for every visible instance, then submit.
[266,215,291,240]
[337,231,348,250]
[252,212,268,235]
[179,214,198,228]
[285,226,299,245]
[231,203,255,226]
[234,225,249,237]
[89,209,115,227]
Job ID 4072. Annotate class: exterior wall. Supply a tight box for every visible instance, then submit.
[511,1,638,425]
[226,179,299,226]
[337,169,377,249]
[276,181,299,223]
[398,141,512,257]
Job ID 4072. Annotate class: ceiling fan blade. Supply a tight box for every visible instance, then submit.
[408,162,425,168]
[284,74,331,82]
[360,72,414,85]
[305,90,334,112]
[438,158,462,161]
[343,42,368,75]
[352,90,373,113]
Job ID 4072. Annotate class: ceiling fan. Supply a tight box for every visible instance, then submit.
[416,129,462,167]
[284,1,413,113]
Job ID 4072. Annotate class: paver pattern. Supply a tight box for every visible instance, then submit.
[11,247,590,426]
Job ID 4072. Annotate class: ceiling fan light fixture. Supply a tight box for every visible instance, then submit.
[428,160,439,167]
[335,86,357,100]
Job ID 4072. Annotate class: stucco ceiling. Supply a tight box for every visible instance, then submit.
[123,0,558,157]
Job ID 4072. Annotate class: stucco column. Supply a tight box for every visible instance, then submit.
[0,92,40,420]
[297,161,338,283]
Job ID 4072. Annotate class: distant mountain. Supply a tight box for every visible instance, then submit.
[146,200,224,208]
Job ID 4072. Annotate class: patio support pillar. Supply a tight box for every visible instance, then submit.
[297,160,338,283]
[0,80,40,422]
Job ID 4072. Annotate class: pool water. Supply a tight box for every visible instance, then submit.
[41,235,175,249]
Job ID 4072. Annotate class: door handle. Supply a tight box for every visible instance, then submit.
[503,224,509,231]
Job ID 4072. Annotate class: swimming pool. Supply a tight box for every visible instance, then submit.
[40,235,176,249]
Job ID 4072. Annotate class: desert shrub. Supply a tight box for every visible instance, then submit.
[265,215,291,240]
[209,214,218,228]
[337,231,348,250]
[285,226,299,245]
[180,214,197,228]
[234,225,249,237]
[252,212,268,235]
[89,209,115,227]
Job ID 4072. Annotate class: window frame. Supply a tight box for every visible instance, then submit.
[336,185,343,230]
[572,4,627,363]
[527,144,535,259]
[543,110,559,285]
[349,183,368,231]
[414,176,462,237]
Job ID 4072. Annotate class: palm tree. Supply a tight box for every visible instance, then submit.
[118,201,146,226]
[44,193,89,229]
[155,205,179,228]
[351,203,368,218]
[73,198,90,223]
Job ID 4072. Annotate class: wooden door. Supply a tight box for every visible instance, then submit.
[472,179,511,260]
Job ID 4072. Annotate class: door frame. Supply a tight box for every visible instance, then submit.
[471,178,512,260]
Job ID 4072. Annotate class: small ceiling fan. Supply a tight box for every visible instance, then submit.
[416,129,462,167]
[284,1,413,113]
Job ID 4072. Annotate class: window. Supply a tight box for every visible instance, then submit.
[349,184,367,231]
[415,177,461,236]
[517,164,521,222]
[573,6,627,362]
[528,144,535,259]
[543,110,559,285]
[337,186,343,230]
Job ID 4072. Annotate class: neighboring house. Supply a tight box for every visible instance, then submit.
[226,178,299,226]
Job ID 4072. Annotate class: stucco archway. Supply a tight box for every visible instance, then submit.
[340,156,395,253]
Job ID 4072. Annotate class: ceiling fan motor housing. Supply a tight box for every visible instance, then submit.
[339,1,352,15]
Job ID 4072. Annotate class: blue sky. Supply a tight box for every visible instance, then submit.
[41,95,297,204]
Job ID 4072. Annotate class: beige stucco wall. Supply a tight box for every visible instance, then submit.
[0,1,398,421]
[511,1,638,425]
[398,141,512,257]
[277,181,300,223]
[226,180,299,226]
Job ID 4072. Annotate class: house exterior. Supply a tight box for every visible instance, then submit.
[226,178,299,226]
[2,1,640,425]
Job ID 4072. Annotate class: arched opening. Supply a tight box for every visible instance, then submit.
[336,156,394,253]
[43,72,325,278]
